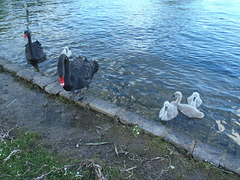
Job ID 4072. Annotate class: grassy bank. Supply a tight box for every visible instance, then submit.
[0,129,119,179]
[0,127,239,180]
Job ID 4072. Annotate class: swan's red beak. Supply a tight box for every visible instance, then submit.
[24,34,27,40]
[59,77,64,87]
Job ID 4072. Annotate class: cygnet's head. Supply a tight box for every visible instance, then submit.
[61,46,72,57]
[174,91,182,98]
[163,101,170,111]
[192,92,200,100]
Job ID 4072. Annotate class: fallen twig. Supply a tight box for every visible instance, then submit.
[32,169,54,180]
[34,164,48,175]
[114,143,119,156]
[120,165,137,179]
[124,166,138,172]
[33,165,73,180]
[0,128,14,142]
[92,162,106,180]
[4,149,21,163]
[6,98,18,108]
[118,145,128,155]
[87,160,106,180]
[76,142,110,146]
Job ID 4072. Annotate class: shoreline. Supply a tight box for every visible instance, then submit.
[0,56,239,175]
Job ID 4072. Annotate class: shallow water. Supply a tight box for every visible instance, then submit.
[0,0,240,155]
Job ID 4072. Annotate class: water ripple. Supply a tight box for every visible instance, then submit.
[0,0,240,154]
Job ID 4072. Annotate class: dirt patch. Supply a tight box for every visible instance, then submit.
[0,71,239,179]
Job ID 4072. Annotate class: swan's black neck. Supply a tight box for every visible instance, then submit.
[57,54,72,90]
[26,33,32,49]
[26,33,37,60]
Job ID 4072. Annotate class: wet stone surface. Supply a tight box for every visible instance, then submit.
[164,129,196,154]
[44,81,63,95]
[220,153,240,175]
[117,109,144,125]
[0,57,10,66]
[17,68,41,82]
[193,141,224,167]
[3,63,23,74]
[90,98,122,118]
[138,118,166,137]
[33,75,55,89]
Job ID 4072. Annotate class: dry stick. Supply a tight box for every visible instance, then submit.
[33,165,70,180]
[6,98,18,108]
[114,143,119,156]
[124,166,138,172]
[93,162,106,180]
[157,154,174,179]
[119,145,128,155]
[0,128,14,142]
[33,170,53,180]
[34,164,48,175]
[20,161,32,176]
[88,160,106,180]
[120,165,137,173]
[120,166,137,179]
[78,142,110,146]
[4,149,21,163]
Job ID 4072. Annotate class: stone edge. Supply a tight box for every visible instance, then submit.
[0,58,239,176]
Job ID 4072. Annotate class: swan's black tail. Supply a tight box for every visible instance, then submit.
[92,61,99,74]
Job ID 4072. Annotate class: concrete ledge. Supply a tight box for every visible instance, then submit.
[193,141,223,167]
[45,81,63,95]
[17,69,41,82]
[90,98,122,118]
[33,75,55,89]
[0,57,11,66]
[3,63,23,73]
[117,109,144,125]
[164,129,196,154]
[220,153,240,175]
[138,119,166,136]
[59,90,72,99]
[76,95,95,108]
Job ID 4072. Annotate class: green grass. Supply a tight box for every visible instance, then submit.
[0,129,119,179]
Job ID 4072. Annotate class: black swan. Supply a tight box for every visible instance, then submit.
[24,30,46,62]
[57,51,99,100]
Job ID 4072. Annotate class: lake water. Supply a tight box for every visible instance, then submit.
[0,0,240,155]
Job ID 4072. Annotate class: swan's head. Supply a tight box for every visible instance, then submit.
[24,30,30,40]
[61,46,72,57]
[173,91,182,98]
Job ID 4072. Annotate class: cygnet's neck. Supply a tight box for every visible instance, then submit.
[175,94,182,104]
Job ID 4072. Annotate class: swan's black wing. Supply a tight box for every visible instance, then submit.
[25,43,32,60]
[32,41,46,61]
[25,41,46,61]
[70,57,99,90]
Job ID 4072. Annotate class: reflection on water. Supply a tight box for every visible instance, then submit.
[0,0,240,155]
[216,120,225,133]
[227,130,240,146]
